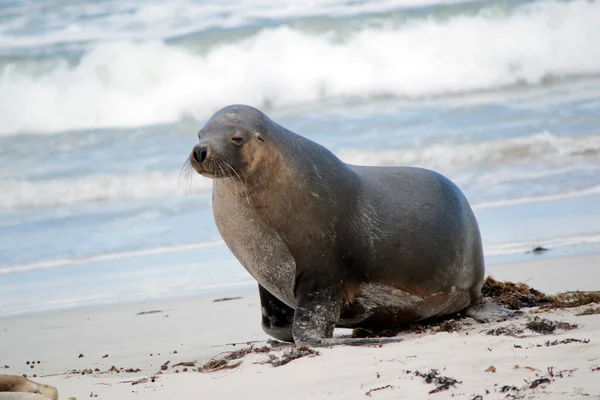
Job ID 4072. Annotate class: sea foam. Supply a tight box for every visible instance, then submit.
[1,0,599,135]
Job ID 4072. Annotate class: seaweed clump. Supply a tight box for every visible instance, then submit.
[482,277,552,310]
[263,346,320,367]
[198,345,271,372]
[525,317,578,334]
[407,369,461,394]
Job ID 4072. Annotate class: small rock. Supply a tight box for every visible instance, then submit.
[78,354,84,358]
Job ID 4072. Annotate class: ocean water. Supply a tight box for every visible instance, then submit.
[1,0,600,317]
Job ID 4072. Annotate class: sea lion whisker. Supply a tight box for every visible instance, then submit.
[179,159,193,194]
[223,160,250,205]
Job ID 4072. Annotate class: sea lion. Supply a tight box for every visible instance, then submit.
[188,104,512,346]
[0,375,58,400]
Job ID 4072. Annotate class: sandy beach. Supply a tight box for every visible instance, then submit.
[1,252,599,399]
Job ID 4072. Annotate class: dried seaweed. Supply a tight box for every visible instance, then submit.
[365,385,393,397]
[486,324,525,337]
[264,346,319,367]
[576,307,600,316]
[526,317,578,334]
[407,369,461,394]
[197,345,273,372]
[544,338,590,347]
[482,277,551,310]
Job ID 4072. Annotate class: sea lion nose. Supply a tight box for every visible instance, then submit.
[193,145,209,164]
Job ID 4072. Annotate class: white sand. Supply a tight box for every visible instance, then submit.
[2,253,600,399]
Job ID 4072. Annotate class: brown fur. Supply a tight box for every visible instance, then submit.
[0,375,58,400]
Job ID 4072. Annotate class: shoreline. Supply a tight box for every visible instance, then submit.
[1,252,599,399]
[2,249,599,320]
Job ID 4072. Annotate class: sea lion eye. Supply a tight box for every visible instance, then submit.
[231,136,243,145]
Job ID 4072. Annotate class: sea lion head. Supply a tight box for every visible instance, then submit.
[189,104,268,179]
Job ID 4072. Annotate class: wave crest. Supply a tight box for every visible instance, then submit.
[1,0,599,134]
[339,132,600,169]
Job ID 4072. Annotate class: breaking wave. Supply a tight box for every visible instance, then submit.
[1,0,599,134]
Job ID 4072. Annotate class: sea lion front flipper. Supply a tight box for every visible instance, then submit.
[292,277,341,346]
[258,284,295,342]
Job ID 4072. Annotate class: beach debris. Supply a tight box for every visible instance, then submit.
[470,395,483,400]
[486,324,525,337]
[406,369,461,394]
[485,365,496,373]
[212,296,243,303]
[544,338,590,347]
[160,361,170,371]
[197,345,272,372]
[528,246,549,254]
[198,358,242,372]
[546,291,600,309]
[500,385,518,393]
[525,317,578,334]
[172,361,196,368]
[591,366,600,372]
[482,276,551,310]
[119,377,149,385]
[3,365,9,369]
[498,367,574,398]
[136,310,162,315]
[106,366,140,373]
[102,354,108,358]
[78,354,84,358]
[528,377,551,389]
[69,368,94,375]
[365,384,393,397]
[264,346,319,367]
[513,365,538,372]
[576,306,600,316]
[437,320,462,333]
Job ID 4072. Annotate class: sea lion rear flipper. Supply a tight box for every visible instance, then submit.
[465,300,523,323]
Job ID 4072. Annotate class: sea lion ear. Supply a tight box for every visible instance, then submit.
[256,132,265,142]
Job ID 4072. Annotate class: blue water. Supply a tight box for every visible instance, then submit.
[1,0,600,317]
